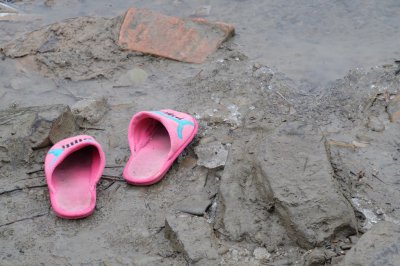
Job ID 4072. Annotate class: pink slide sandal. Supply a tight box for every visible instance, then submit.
[44,135,105,219]
[123,109,198,185]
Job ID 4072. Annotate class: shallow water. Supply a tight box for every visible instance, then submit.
[0,0,399,108]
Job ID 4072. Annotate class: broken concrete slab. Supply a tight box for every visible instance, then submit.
[71,98,109,125]
[327,120,400,228]
[194,140,229,169]
[257,122,357,249]
[342,222,400,266]
[118,8,234,63]
[165,215,219,264]
[174,193,212,216]
[215,133,293,251]
[0,104,78,151]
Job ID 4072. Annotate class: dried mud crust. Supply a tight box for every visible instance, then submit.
[1,13,400,265]
[1,15,141,81]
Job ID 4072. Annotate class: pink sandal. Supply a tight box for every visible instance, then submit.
[123,109,198,185]
[44,135,105,219]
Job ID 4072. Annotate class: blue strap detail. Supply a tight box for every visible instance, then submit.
[48,148,64,166]
[152,111,194,139]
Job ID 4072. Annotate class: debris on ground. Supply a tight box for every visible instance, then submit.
[165,215,220,264]
[258,122,357,248]
[0,104,78,154]
[194,139,229,169]
[71,98,109,125]
[174,192,212,216]
[1,6,400,265]
[0,15,131,80]
[342,221,400,265]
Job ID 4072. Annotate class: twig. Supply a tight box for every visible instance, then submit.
[80,126,105,131]
[102,175,124,182]
[102,181,115,190]
[105,165,124,168]
[372,173,386,184]
[0,184,47,196]
[194,69,203,79]
[0,118,13,125]
[112,85,132,88]
[303,157,308,172]
[275,91,292,106]
[26,168,43,174]
[0,213,47,228]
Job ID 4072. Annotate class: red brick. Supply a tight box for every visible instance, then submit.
[118,8,234,63]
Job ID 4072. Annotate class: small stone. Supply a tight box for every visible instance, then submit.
[349,235,359,244]
[355,133,372,143]
[253,66,274,82]
[367,116,385,132]
[331,256,344,265]
[324,249,337,259]
[340,244,352,250]
[217,246,229,255]
[253,63,261,69]
[253,247,270,261]
[195,140,229,169]
[71,98,109,125]
[305,248,326,266]
[190,5,211,17]
[387,95,400,122]
[117,68,148,86]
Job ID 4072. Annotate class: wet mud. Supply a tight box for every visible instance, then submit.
[1,1,400,266]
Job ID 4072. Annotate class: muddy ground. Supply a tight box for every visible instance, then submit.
[1,2,400,266]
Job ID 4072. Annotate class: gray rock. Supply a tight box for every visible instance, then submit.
[367,116,385,132]
[71,98,109,125]
[215,134,284,243]
[253,247,270,261]
[340,243,352,250]
[116,68,148,86]
[327,119,400,226]
[195,140,229,169]
[387,95,400,122]
[175,193,212,216]
[331,256,344,265]
[257,122,357,248]
[0,105,78,165]
[343,222,400,266]
[349,235,359,244]
[253,66,274,83]
[165,215,219,264]
[305,248,326,266]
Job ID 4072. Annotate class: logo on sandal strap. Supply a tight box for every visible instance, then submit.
[48,148,64,167]
[152,111,194,139]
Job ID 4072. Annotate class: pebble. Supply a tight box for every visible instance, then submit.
[253,247,271,261]
[195,140,229,169]
[367,116,385,132]
[349,235,359,244]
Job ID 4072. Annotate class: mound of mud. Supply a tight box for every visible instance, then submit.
[1,16,138,81]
